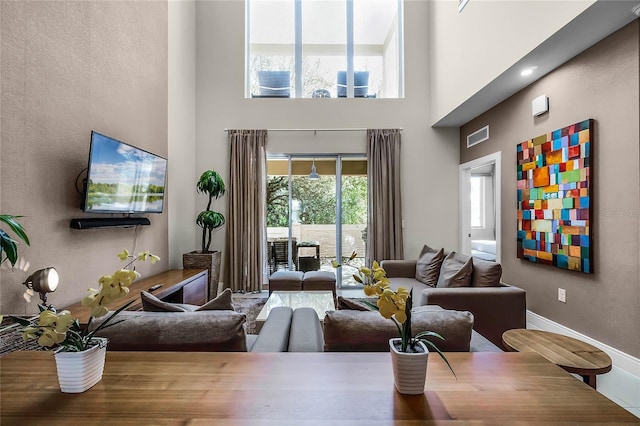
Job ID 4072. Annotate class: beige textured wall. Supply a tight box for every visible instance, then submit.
[193,0,461,275]
[460,22,640,357]
[168,0,197,269]
[0,1,168,314]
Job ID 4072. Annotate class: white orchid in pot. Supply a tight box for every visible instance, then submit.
[14,249,159,393]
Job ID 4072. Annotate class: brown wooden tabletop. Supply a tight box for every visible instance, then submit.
[502,328,612,389]
[1,351,636,424]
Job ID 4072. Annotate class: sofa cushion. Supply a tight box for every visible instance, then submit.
[415,245,445,287]
[336,296,375,311]
[141,291,189,312]
[323,306,473,352]
[471,259,502,287]
[91,310,248,351]
[141,288,234,312]
[288,307,325,352]
[195,288,234,311]
[436,252,473,288]
[248,307,292,352]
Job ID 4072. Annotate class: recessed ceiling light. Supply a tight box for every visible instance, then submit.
[521,67,537,77]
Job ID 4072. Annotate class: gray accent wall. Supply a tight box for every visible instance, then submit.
[0,1,169,313]
[460,21,640,357]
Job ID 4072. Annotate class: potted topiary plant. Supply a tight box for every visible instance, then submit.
[183,170,226,300]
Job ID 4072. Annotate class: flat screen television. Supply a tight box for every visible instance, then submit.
[82,131,167,214]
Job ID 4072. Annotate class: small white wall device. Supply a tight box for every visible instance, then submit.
[532,95,549,116]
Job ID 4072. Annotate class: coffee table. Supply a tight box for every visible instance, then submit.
[2,351,636,423]
[255,290,335,333]
[502,328,612,389]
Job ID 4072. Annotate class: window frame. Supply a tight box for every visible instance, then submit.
[246,0,404,99]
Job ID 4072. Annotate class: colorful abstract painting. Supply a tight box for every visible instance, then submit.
[516,119,593,273]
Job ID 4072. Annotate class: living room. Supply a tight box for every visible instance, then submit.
[1,0,638,422]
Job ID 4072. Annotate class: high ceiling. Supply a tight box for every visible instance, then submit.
[433,1,639,127]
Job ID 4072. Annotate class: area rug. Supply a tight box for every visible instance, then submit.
[232,297,267,335]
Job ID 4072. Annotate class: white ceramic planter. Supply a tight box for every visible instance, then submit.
[54,338,107,393]
[389,338,429,395]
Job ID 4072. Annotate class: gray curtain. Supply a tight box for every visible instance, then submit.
[366,129,404,264]
[226,130,267,292]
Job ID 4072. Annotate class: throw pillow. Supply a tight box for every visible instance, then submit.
[195,288,234,311]
[141,291,189,312]
[471,259,503,287]
[436,251,473,288]
[415,244,445,287]
[336,296,375,311]
[323,308,473,352]
[141,288,235,312]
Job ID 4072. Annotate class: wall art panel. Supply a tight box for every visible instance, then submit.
[516,119,593,273]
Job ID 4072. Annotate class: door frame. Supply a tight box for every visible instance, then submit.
[266,153,366,288]
[459,151,502,263]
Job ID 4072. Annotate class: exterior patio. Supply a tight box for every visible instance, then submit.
[267,224,366,286]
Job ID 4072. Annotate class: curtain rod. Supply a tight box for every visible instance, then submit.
[224,127,403,132]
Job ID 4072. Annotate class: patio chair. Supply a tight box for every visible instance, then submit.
[337,71,370,98]
[273,238,298,271]
[256,71,291,97]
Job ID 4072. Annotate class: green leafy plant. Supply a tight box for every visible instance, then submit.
[334,252,456,377]
[14,249,159,352]
[0,214,30,267]
[196,170,226,253]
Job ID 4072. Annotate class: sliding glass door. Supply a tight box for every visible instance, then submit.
[266,155,367,288]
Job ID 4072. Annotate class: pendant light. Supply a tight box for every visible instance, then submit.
[308,159,320,180]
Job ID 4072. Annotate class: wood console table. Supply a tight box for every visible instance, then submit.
[1,351,636,423]
[63,269,208,323]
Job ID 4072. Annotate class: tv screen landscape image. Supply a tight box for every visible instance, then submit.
[84,131,167,214]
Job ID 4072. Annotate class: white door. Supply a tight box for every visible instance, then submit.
[459,152,502,263]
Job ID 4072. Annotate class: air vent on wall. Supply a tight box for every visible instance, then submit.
[467,125,489,148]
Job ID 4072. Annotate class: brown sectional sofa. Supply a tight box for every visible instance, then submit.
[381,258,526,350]
[92,306,324,353]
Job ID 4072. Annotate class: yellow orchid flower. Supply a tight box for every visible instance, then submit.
[136,250,150,261]
[22,326,39,341]
[117,249,130,261]
[363,285,377,297]
[377,297,397,319]
[19,248,158,352]
[38,328,66,347]
[90,304,109,318]
[38,310,59,327]
[98,275,113,287]
[55,311,75,333]
[394,307,407,324]
[113,269,139,287]
[81,288,100,306]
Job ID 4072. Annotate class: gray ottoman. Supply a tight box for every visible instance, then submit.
[269,271,304,294]
[302,271,336,297]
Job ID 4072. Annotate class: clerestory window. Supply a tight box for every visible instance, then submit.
[246,0,404,99]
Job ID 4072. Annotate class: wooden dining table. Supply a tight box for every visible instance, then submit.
[1,351,637,424]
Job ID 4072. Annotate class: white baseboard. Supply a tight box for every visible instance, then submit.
[527,311,640,418]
